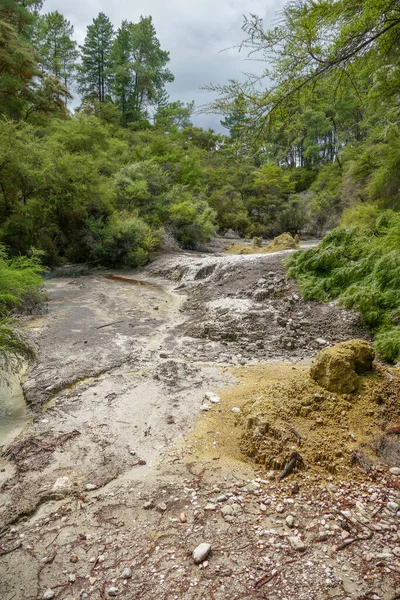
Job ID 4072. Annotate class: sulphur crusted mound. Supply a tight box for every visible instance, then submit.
[225,232,298,255]
[239,363,400,477]
[310,339,375,394]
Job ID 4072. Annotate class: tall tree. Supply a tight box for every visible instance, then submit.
[33,11,78,94]
[0,0,67,120]
[77,12,114,103]
[110,16,174,125]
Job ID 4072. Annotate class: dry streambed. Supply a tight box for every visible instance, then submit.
[0,249,399,600]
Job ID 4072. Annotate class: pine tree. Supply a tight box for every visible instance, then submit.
[34,11,78,94]
[77,12,114,103]
[110,16,174,125]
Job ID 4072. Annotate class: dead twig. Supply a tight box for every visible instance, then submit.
[335,532,373,551]
[254,569,279,590]
[96,320,124,330]
[0,542,22,556]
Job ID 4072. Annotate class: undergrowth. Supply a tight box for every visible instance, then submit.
[0,245,45,363]
[286,209,400,363]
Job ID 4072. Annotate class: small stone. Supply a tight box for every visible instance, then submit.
[68,574,76,583]
[159,353,168,358]
[285,515,295,528]
[193,543,211,564]
[107,587,118,597]
[98,554,105,563]
[389,467,400,476]
[85,484,96,491]
[166,415,175,424]
[122,568,132,579]
[43,590,55,600]
[204,503,217,511]
[70,554,78,563]
[316,338,328,347]
[387,502,399,513]
[231,407,241,414]
[204,392,220,404]
[288,536,306,552]
[89,577,97,585]
[221,505,234,517]
[143,501,154,510]
[180,512,187,523]
[200,404,211,412]
[157,502,167,512]
[276,503,285,514]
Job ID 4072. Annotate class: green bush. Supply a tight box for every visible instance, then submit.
[167,195,216,249]
[88,212,159,268]
[287,210,400,363]
[0,245,45,361]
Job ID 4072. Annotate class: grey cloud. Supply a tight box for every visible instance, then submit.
[43,0,286,131]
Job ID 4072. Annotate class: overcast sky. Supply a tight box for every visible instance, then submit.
[42,0,286,131]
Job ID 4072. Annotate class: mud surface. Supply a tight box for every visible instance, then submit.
[1,248,399,600]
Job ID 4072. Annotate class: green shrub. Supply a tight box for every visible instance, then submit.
[287,210,400,363]
[88,212,159,268]
[0,245,45,361]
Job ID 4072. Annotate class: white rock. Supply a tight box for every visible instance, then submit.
[85,484,96,491]
[107,587,119,597]
[389,467,400,476]
[288,536,306,551]
[316,338,328,346]
[43,591,55,600]
[231,407,241,414]
[204,392,220,404]
[193,543,211,564]
[204,504,217,511]
[276,503,285,514]
[285,515,295,528]
[200,404,211,412]
[52,476,71,490]
[387,502,399,513]
[68,574,76,583]
[122,567,132,579]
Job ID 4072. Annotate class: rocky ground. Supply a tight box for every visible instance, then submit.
[0,245,399,600]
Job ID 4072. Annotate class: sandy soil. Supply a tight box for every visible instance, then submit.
[0,248,399,600]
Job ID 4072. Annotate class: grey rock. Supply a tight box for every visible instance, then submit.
[387,502,399,513]
[143,501,154,510]
[389,467,400,476]
[193,543,212,564]
[107,587,119,597]
[221,505,234,517]
[85,484,96,491]
[285,515,295,528]
[288,536,306,551]
[122,567,132,579]
[43,591,55,600]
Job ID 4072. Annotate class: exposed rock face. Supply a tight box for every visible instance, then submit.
[310,339,375,393]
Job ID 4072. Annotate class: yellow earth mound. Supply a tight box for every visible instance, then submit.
[310,339,375,394]
[225,232,299,255]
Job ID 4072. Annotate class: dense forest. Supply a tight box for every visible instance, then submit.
[1,0,400,363]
